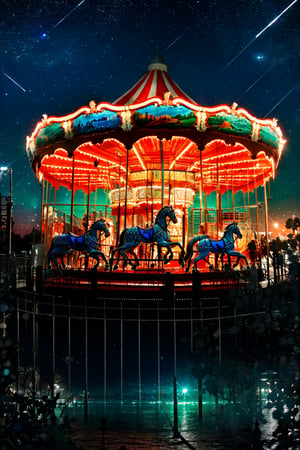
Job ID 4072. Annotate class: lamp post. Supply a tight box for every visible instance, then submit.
[0,167,13,255]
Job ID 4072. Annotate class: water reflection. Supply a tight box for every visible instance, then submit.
[62,400,262,449]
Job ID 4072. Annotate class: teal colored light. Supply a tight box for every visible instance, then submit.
[46,185,110,218]
[3,368,10,376]
[182,388,188,394]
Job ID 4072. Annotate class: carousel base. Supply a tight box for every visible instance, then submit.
[42,264,251,300]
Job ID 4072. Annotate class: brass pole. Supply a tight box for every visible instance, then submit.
[264,181,270,284]
[255,187,259,237]
[160,139,164,208]
[70,154,75,232]
[124,148,129,230]
[41,178,45,243]
[231,164,235,220]
[200,147,203,225]
[85,174,91,233]
[146,169,149,225]
[264,181,269,258]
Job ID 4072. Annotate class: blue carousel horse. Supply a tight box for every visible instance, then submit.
[110,205,185,271]
[184,222,249,272]
[47,219,110,270]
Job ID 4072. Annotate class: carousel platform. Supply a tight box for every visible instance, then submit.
[41,265,251,300]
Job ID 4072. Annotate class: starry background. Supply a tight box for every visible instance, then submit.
[0,0,299,235]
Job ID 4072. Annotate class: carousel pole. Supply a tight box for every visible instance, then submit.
[149,170,154,270]
[150,170,154,224]
[168,170,171,205]
[70,153,75,232]
[216,151,220,238]
[204,194,208,233]
[94,178,97,220]
[160,139,164,208]
[43,182,50,266]
[243,192,246,225]
[182,171,187,250]
[264,180,270,282]
[41,178,45,241]
[117,158,121,245]
[124,147,129,230]
[202,151,208,233]
[41,179,46,267]
[146,169,149,225]
[53,186,57,235]
[255,187,259,237]
[231,164,235,220]
[199,147,203,226]
[219,191,222,232]
[85,174,91,233]
[247,169,250,241]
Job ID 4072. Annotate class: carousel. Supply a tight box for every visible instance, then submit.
[26,54,285,279]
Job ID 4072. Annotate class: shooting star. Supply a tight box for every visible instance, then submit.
[255,0,298,38]
[243,69,269,94]
[165,33,184,51]
[221,0,298,72]
[2,71,26,92]
[263,85,297,118]
[49,0,86,32]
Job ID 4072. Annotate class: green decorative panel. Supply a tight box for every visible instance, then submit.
[259,126,279,148]
[206,112,252,136]
[36,123,64,147]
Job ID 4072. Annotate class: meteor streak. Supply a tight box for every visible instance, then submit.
[243,69,269,94]
[165,33,184,51]
[264,85,297,118]
[50,0,86,32]
[2,71,26,92]
[222,0,298,71]
[255,0,298,38]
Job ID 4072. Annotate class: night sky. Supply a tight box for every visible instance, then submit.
[0,0,299,235]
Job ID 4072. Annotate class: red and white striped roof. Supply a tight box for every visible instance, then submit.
[113,54,196,106]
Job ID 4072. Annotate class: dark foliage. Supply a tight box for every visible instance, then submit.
[190,279,300,448]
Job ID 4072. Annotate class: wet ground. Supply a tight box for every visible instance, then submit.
[61,401,268,449]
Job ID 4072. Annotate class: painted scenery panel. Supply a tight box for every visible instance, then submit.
[132,104,196,128]
[36,123,65,147]
[259,126,279,148]
[73,110,121,134]
[206,112,252,136]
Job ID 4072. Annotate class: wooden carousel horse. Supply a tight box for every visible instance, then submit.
[47,219,110,270]
[184,222,249,272]
[110,205,185,271]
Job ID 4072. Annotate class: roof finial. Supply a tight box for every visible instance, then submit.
[148,51,167,72]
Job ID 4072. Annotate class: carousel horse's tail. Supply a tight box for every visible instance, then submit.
[47,239,54,259]
[184,235,207,262]
[118,228,127,246]
[112,228,127,259]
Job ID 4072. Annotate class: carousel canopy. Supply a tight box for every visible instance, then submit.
[114,53,196,106]
[26,55,285,197]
